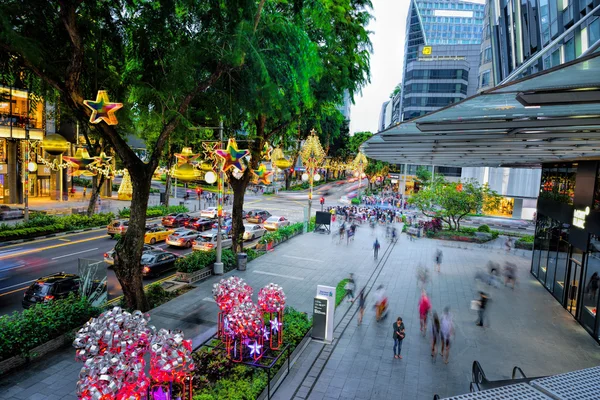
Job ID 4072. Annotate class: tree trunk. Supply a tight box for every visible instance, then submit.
[164,172,171,207]
[113,168,151,311]
[229,173,251,253]
[87,174,106,216]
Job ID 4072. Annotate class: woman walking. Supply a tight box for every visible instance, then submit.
[357,288,366,326]
[440,307,454,364]
[431,312,440,361]
[418,289,431,336]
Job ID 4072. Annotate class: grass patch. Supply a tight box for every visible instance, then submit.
[335,279,349,307]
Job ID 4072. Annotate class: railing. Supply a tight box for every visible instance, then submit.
[512,366,527,380]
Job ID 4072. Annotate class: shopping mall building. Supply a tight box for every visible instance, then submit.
[363,53,600,343]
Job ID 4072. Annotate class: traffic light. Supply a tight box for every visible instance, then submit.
[196,187,202,197]
[320,197,325,205]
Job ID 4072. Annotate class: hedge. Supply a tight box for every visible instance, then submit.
[118,205,188,218]
[336,279,349,307]
[0,213,115,241]
[0,294,102,360]
[176,249,237,274]
[515,235,534,250]
[258,222,304,244]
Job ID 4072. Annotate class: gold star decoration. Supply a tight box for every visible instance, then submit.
[83,90,123,125]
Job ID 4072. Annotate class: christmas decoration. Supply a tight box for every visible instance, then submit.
[42,133,69,155]
[83,90,123,125]
[64,148,96,176]
[300,129,326,201]
[252,164,273,185]
[173,163,200,182]
[215,138,249,172]
[262,142,273,161]
[118,169,133,200]
[175,147,200,166]
[258,283,286,350]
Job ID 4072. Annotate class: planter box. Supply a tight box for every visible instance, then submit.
[0,331,72,376]
[175,267,212,284]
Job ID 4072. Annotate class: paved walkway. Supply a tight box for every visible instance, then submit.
[1,224,598,400]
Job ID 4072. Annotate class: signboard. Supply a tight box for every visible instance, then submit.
[36,165,52,177]
[314,285,336,342]
[312,297,328,341]
[573,207,590,229]
[422,46,432,55]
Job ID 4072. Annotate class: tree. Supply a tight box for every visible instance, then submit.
[415,166,432,188]
[409,178,500,230]
[0,0,257,311]
[390,83,402,99]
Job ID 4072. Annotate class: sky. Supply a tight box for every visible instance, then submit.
[350,0,409,134]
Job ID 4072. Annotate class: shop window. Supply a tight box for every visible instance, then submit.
[539,164,576,204]
[592,163,600,209]
[554,228,571,302]
[564,38,576,62]
[535,215,553,284]
[546,221,563,293]
[583,236,600,335]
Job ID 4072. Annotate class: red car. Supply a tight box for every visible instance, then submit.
[185,217,213,231]
[162,213,191,228]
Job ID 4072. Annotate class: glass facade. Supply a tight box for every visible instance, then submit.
[404,82,468,95]
[405,68,469,80]
[539,164,577,204]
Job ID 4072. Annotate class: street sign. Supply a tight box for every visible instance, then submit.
[312,297,328,341]
[314,285,336,342]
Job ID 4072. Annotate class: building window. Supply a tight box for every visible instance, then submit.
[480,46,492,64]
[564,38,576,62]
[480,70,491,87]
[589,18,600,46]
[540,164,577,204]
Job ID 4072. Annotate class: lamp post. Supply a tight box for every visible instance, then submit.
[353,152,368,205]
[300,129,325,229]
[215,120,224,275]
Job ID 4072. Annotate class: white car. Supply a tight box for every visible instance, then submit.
[263,216,291,231]
[192,232,232,252]
[243,224,267,240]
[200,207,219,219]
[165,229,200,248]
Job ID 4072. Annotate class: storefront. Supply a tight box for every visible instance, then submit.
[531,161,600,343]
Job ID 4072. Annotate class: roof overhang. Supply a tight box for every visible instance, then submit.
[363,52,600,168]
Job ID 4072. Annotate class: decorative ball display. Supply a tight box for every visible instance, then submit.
[42,134,69,155]
[173,163,199,182]
[212,276,253,313]
[313,173,321,182]
[228,302,263,338]
[258,283,286,313]
[204,171,217,184]
[274,158,292,169]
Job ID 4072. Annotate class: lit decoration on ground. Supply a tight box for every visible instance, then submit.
[252,164,273,185]
[73,307,194,400]
[227,302,264,361]
[83,90,123,125]
[212,276,253,338]
[214,138,249,172]
[258,283,286,350]
[118,169,133,200]
[300,129,326,203]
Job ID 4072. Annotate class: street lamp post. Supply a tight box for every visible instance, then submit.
[300,129,325,230]
[353,152,368,205]
[214,120,224,275]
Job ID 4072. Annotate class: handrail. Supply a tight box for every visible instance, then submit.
[470,382,479,392]
[433,395,441,400]
[472,360,488,386]
[512,366,527,380]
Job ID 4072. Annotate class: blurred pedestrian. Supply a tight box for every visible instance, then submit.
[505,236,513,252]
[435,249,443,273]
[504,262,517,289]
[431,312,440,361]
[476,291,488,327]
[587,272,599,300]
[392,317,405,359]
[373,238,380,260]
[344,273,356,303]
[440,307,454,364]
[82,187,87,200]
[357,288,366,326]
[375,285,387,321]
[419,289,431,336]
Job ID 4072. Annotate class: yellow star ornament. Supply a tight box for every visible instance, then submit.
[83,90,123,125]
[252,164,273,185]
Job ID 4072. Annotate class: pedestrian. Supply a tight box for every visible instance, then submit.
[344,273,356,303]
[435,249,443,273]
[476,291,488,327]
[419,289,431,336]
[587,272,599,299]
[357,288,366,326]
[82,187,87,200]
[431,312,440,361]
[373,238,381,260]
[504,262,517,289]
[440,307,454,364]
[505,236,513,252]
[392,317,405,359]
[374,285,387,321]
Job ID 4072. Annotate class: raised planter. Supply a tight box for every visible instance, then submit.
[0,331,73,376]
[175,267,212,284]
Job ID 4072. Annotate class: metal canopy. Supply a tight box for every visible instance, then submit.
[363,52,600,167]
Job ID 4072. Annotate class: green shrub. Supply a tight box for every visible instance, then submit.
[0,213,115,240]
[176,251,217,273]
[0,294,101,360]
[351,197,360,205]
[245,248,261,261]
[515,235,534,250]
[459,227,477,235]
[222,249,237,273]
[118,205,188,218]
[336,279,349,307]
[426,230,435,238]
[282,306,312,347]
[477,224,491,233]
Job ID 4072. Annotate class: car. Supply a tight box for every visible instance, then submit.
[246,210,271,223]
[200,207,219,219]
[243,224,267,240]
[162,213,191,228]
[21,272,103,309]
[107,219,129,237]
[165,229,200,248]
[141,251,178,277]
[0,205,23,220]
[144,226,174,244]
[185,217,213,232]
[212,219,233,235]
[192,232,232,252]
[103,244,161,266]
[263,216,291,231]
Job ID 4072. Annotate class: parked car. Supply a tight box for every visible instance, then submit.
[166,229,200,248]
[246,210,271,223]
[141,250,178,277]
[144,226,174,245]
[185,217,213,232]
[0,205,23,220]
[104,244,161,266]
[107,219,129,237]
[162,213,191,228]
[200,207,219,219]
[21,272,103,309]
[192,232,232,252]
[243,224,267,240]
[263,216,291,231]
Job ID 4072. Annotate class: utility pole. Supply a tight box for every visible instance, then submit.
[214,120,224,275]
[24,122,29,222]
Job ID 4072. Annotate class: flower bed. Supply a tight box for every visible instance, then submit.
[118,204,188,218]
[0,213,115,241]
[175,248,263,280]
[190,307,311,399]
[430,228,498,243]
[257,222,304,250]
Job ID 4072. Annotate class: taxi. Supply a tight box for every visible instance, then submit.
[144,226,174,245]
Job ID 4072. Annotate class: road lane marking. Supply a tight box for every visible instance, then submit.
[0,229,108,250]
[282,255,324,263]
[253,270,304,280]
[0,279,36,293]
[58,238,71,242]
[51,248,99,260]
[0,235,106,260]
[0,247,23,255]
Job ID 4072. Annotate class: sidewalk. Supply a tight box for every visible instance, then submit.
[1,225,598,400]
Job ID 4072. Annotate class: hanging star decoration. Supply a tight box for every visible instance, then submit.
[263,329,270,341]
[64,148,96,176]
[202,141,221,170]
[87,151,115,177]
[248,341,263,357]
[252,164,273,185]
[83,90,123,125]
[174,147,200,166]
[261,142,273,161]
[215,138,249,172]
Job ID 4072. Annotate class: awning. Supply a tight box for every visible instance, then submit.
[363,52,600,167]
